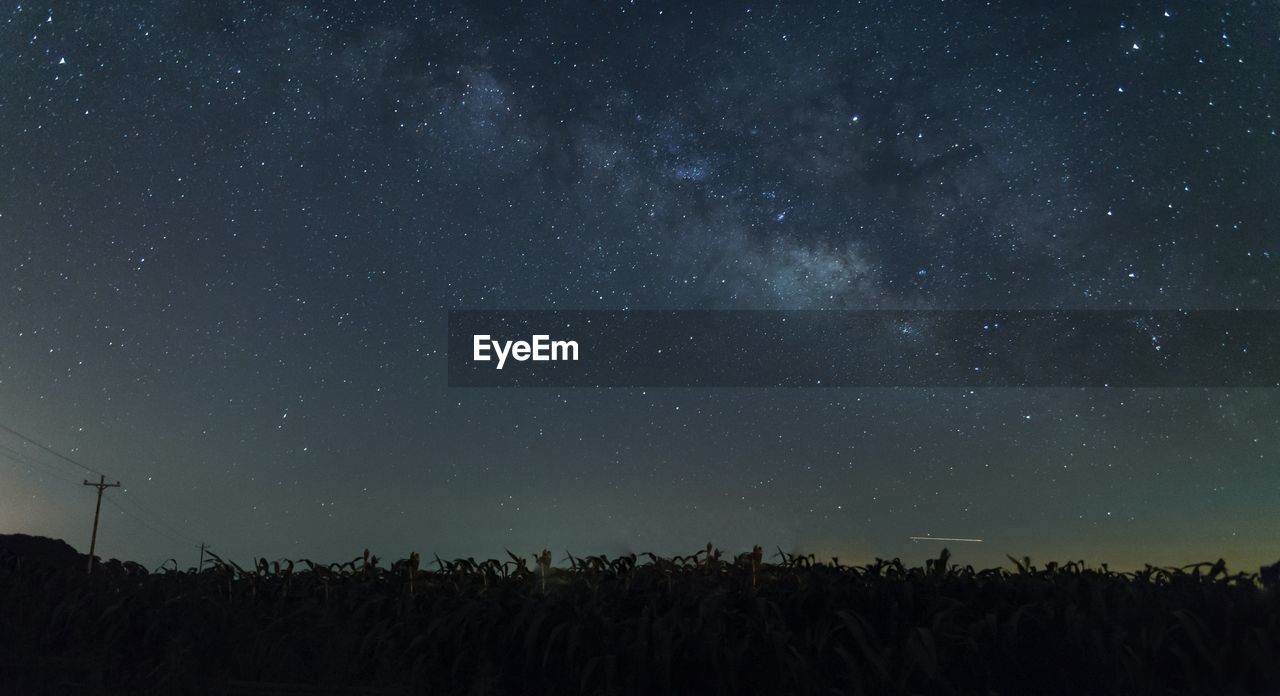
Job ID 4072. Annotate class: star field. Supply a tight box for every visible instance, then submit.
[0,0,1277,569]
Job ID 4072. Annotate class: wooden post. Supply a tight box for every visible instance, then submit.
[83,474,120,574]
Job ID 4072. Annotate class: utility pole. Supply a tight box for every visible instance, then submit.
[83,474,120,574]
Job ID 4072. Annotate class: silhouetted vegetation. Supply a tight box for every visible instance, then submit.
[3,541,1278,695]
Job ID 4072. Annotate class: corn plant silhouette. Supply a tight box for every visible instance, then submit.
[1,544,1277,695]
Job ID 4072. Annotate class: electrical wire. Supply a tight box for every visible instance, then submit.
[0,422,105,477]
[114,490,204,547]
[0,420,207,551]
[0,444,85,487]
[103,496,201,550]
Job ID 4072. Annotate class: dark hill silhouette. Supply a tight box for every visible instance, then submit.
[0,533,82,567]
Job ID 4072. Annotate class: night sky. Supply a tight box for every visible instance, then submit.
[1,1,1278,570]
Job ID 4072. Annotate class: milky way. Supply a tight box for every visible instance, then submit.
[1,1,1277,569]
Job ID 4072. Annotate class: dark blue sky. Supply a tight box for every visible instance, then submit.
[1,0,1277,569]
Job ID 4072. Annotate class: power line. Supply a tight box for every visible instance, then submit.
[103,496,201,550]
[0,444,85,487]
[0,422,104,477]
[0,452,200,552]
[0,419,207,552]
[115,490,204,547]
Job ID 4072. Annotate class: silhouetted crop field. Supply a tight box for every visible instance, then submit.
[3,542,1279,695]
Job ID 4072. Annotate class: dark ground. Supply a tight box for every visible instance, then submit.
[3,536,1279,695]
